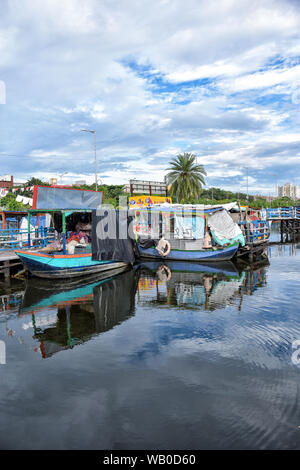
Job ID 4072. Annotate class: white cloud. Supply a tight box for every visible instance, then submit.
[224,64,300,92]
[1,0,300,193]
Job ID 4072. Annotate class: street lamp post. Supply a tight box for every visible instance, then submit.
[81,129,98,191]
[58,171,68,185]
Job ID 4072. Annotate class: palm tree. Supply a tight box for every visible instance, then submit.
[166,153,206,203]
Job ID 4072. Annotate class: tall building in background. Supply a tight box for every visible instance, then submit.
[278,182,297,200]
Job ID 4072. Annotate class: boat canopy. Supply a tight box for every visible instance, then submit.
[26,208,93,253]
[131,202,245,246]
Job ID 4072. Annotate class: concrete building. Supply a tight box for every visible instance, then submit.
[278,182,297,200]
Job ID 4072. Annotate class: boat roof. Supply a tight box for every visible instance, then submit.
[28,209,93,214]
[130,201,240,214]
[0,210,28,215]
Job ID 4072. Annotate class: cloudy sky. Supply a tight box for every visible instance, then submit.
[1,0,300,195]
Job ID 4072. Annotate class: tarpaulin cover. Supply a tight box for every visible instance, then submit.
[208,209,245,246]
[33,186,103,210]
[92,209,137,263]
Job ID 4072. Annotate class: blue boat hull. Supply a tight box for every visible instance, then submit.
[137,244,238,262]
[15,250,128,279]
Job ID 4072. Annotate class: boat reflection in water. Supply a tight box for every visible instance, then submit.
[19,267,138,358]
[137,259,269,311]
[19,258,269,358]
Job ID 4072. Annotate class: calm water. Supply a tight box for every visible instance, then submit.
[1,242,300,449]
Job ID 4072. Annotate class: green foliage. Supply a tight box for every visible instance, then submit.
[1,177,49,210]
[6,174,297,212]
[26,177,49,187]
[0,179,128,210]
[271,196,294,207]
[12,177,51,198]
[166,153,206,203]
[200,187,253,202]
[250,198,269,209]
[250,196,300,209]
[0,193,30,211]
[72,183,127,207]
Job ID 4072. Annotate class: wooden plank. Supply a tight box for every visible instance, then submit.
[0,251,19,261]
[0,261,22,272]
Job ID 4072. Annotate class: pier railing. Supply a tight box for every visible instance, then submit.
[0,227,55,251]
[239,220,271,244]
[266,207,300,219]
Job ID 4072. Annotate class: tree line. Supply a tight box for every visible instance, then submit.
[1,155,299,210]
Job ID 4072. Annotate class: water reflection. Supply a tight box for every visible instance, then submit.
[16,259,271,359]
[268,241,300,258]
[19,268,138,358]
[137,260,269,312]
[269,220,300,246]
[0,279,25,313]
[1,251,300,449]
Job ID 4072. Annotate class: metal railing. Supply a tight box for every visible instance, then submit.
[0,227,56,251]
[239,220,271,244]
[266,207,300,219]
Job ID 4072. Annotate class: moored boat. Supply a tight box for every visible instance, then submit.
[14,186,130,279]
[131,203,245,262]
[137,243,238,261]
[14,249,128,279]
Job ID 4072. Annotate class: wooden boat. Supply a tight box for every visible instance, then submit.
[14,249,127,279]
[137,243,238,261]
[132,203,244,262]
[13,186,140,279]
[14,200,129,279]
